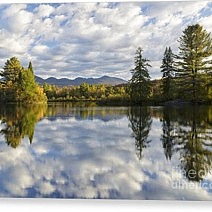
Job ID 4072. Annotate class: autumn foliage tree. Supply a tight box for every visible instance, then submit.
[0,57,47,103]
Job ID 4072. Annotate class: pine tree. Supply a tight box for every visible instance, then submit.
[176,24,212,102]
[0,58,47,103]
[129,47,151,103]
[160,47,175,100]
[28,61,34,74]
[0,57,24,86]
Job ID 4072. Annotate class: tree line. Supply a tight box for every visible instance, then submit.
[129,24,212,104]
[42,82,130,104]
[0,24,211,105]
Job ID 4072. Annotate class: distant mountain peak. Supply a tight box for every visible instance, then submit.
[35,75,127,87]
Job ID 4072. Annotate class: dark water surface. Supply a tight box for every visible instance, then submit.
[0,103,211,200]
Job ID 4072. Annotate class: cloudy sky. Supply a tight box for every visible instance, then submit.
[0,1,211,80]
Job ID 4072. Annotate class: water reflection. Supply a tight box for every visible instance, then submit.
[128,107,152,160]
[46,102,128,121]
[0,104,211,199]
[160,106,212,182]
[0,103,129,148]
[0,104,47,148]
[160,107,176,160]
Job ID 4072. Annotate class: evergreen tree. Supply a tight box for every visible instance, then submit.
[0,58,47,103]
[160,47,175,99]
[28,61,34,74]
[129,47,151,103]
[0,57,24,86]
[176,24,212,102]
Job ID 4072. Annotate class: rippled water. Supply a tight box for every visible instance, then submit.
[0,103,211,200]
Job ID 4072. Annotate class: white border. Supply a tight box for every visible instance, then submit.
[0,0,211,211]
[0,199,211,212]
[0,0,204,3]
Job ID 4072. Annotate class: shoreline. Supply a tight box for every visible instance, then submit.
[0,98,211,107]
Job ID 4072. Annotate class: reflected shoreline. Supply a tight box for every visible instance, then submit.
[0,103,211,185]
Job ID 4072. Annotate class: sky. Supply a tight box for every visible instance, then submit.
[0,1,211,80]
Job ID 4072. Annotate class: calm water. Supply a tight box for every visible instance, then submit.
[0,103,211,200]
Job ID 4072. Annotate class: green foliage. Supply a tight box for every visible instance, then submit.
[79,82,90,98]
[0,57,23,85]
[160,47,175,100]
[129,47,151,103]
[0,58,47,104]
[175,24,212,102]
[43,82,130,104]
[0,104,47,148]
[28,61,33,74]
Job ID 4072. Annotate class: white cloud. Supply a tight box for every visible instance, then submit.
[199,16,212,33]
[0,2,211,79]
[2,4,33,34]
[31,44,49,55]
[3,4,27,17]
[34,4,55,18]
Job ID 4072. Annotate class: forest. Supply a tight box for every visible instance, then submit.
[0,24,211,105]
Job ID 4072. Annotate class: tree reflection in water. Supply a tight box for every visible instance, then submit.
[160,108,176,160]
[0,103,211,184]
[161,106,212,182]
[128,107,152,160]
[0,104,47,148]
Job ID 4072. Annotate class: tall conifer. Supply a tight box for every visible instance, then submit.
[129,47,151,103]
[176,24,212,102]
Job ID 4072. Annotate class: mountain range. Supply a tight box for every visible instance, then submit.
[35,75,127,86]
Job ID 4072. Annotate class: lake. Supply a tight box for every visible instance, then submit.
[0,103,211,200]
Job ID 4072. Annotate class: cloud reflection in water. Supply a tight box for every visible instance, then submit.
[0,106,211,200]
